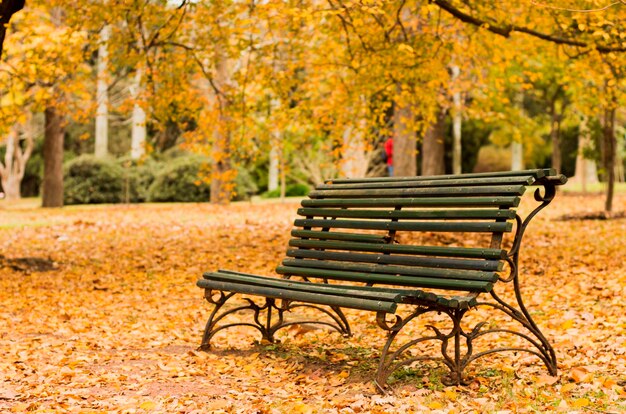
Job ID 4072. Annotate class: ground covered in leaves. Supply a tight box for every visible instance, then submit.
[0,193,625,413]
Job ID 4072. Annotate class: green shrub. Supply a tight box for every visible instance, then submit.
[64,155,124,204]
[262,183,310,198]
[148,156,211,202]
[117,158,159,203]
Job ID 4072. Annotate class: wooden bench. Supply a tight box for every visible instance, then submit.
[197,169,567,389]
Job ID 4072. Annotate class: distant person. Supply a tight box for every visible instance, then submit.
[384,137,393,176]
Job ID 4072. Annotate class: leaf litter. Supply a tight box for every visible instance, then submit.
[0,195,624,413]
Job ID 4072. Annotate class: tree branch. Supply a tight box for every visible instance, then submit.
[431,0,626,53]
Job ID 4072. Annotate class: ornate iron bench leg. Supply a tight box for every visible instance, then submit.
[374,307,473,391]
[199,289,284,350]
[198,290,352,350]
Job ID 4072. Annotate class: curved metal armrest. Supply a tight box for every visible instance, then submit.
[539,174,568,186]
[507,176,565,260]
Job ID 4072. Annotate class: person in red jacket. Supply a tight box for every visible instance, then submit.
[384,137,393,176]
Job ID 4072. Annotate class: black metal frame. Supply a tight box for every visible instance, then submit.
[198,289,351,350]
[373,181,558,389]
[198,179,559,391]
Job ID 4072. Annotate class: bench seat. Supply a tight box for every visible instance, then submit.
[196,169,566,388]
[199,270,479,312]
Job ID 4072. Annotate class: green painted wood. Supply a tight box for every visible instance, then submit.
[294,218,513,233]
[288,239,506,259]
[301,196,521,208]
[204,270,478,309]
[214,269,430,298]
[201,271,403,301]
[197,278,398,312]
[290,229,388,243]
[281,258,497,282]
[297,208,517,220]
[308,185,527,199]
[328,169,554,184]
[397,290,477,309]
[285,249,503,271]
[316,176,535,190]
[542,174,568,185]
[275,265,493,292]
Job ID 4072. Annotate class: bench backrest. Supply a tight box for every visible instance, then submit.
[276,169,557,294]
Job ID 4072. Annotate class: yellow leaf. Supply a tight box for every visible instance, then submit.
[444,389,457,401]
[140,401,156,410]
[292,402,314,414]
[571,367,590,383]
[561,319,574,330]
[571,398,590,408]
[560,383,577,393]
[537,374,559,386]
[428,401,444,409]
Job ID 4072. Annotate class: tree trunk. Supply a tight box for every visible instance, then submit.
[42,107,65,208]
[572,115,598,192]
[209,49,232,204]
[1,174,21,200]
[95,24,110,158]
[130,68,147,159]
[602,106,616,213]
[511,142,524,170]
[550,101,562,174]
[268,145,279,192]
[340,123,368,178]
[209,120,232,204]
[0,119,34,201]
[421,107,446,176]
[511,91,524,171]
[451,65,462,175]
[280,155,286,201]
[392,100,417,177]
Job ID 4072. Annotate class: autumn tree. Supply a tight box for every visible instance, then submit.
[431,0,626,210]
[2,2,92,207]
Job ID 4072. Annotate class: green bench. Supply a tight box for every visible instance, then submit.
[197,169,567,389]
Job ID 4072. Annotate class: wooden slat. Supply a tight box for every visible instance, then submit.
[213,269,431,298]
[316,176,535,190]
[297,208,516,220]
[308,185,527,199]
[197,278,398,312]
[281,258,497,282]
[301,196,521,208]
[288,239,506,259]
[285,249,503,271]
[276,266,493,292]
[542,174,568,185]
[328,169,554,184]
[290,229,388,243]
[294,219,513,233]
[207,270,477,309]
[202,270,403,301]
